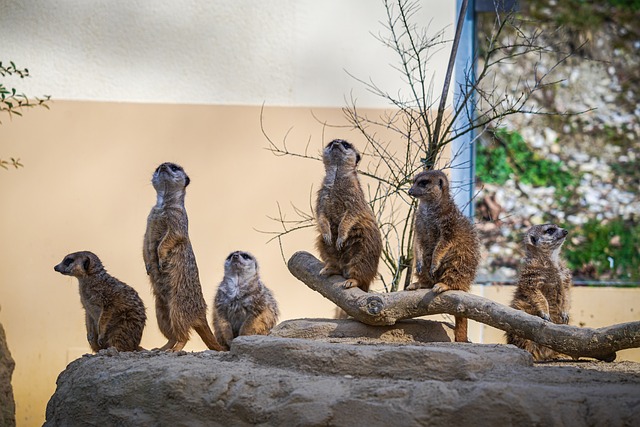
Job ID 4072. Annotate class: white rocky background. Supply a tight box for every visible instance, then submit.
[474,0,640,283]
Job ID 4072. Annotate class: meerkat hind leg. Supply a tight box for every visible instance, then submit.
[155,339,177,351]
[169,340,187,352]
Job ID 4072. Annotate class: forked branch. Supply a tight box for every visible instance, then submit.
[288,251,640,362]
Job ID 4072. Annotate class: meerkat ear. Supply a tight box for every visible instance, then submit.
[529,235,538,246]
[83,257,91,272]
[438,178,444,190]
[184,175,191,187]
[355,152,362,165]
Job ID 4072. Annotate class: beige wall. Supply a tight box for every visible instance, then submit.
[0,101,354,425]
[0,101,638,426]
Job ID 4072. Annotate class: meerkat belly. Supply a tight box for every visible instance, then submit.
[227,298,251,336]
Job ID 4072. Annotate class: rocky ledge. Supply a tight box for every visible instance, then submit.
[45,319,640,426]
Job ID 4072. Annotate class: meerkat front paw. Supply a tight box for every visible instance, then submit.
[322,232,332,246]
[429,261,440,277]
[405,282,422,291]
[319,264,340,276]
[97,334,107,348]
[431,282,450,294]
[539,311,551,321]
[335,236,345,251]
[342,279,359,289]
[561,312,570,324]
[415,260,423,274]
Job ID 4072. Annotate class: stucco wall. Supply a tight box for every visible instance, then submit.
[0,0,454,107]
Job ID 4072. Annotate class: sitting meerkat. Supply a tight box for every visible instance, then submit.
[315,139,383,292]
[143,162,223,352]
[406,170,480,342]
[54,251,146,352]
[506,224,573,361]
[212,251,279,350]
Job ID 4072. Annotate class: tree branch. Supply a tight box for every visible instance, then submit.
[288,251,640,362]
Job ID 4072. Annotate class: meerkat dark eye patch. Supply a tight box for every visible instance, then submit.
[340,141,351,149]
[63,257,73,267]
[169,164,180,172]
[240,253,252,260]
[545,227,556,235]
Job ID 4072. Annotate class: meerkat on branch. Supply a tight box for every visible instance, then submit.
[143,162,223,352]
[315,139,382,292]
[54,251,146,352]
[406,170,480,342]
[506,224,573,361]
[212,251,279,350]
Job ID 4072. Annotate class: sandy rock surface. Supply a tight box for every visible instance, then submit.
[45,319,640,426]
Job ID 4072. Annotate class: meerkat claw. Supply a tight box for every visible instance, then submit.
[405,282,421,291]
[431,283,450,294]
[342,279,358,289]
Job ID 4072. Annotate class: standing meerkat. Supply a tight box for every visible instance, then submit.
[315,139,383,292]
[143,162,223,352]
[506,224,572,361]
[406,170,480,342]
[212,250,280,350]
[54,251,146,352]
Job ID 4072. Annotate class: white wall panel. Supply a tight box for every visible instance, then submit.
[0,0,454,107]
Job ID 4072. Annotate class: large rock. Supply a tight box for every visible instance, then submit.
[0,317,16,427]
[271,317,455,343]
[45,319,640,426]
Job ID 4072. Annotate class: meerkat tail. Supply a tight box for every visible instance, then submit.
[194,322,224,351]
[454,317,468,343]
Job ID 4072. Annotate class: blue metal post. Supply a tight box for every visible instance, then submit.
[451,0,476,218]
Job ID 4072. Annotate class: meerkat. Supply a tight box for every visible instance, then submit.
[212,251,279,350]
[54,251,146,352]
[406,170,480,342]
[143,162,223,352]
[315,139,383,292]
[506,224,572,361]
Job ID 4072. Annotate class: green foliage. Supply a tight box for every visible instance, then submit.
[0,157,23,170]
[1,60,51,170]
[476,128,578,190]
[1,61,51,122]
[564,218,640,281]
[606,0,640,11]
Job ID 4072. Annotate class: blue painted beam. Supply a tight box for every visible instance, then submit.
[451,0,477,218]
